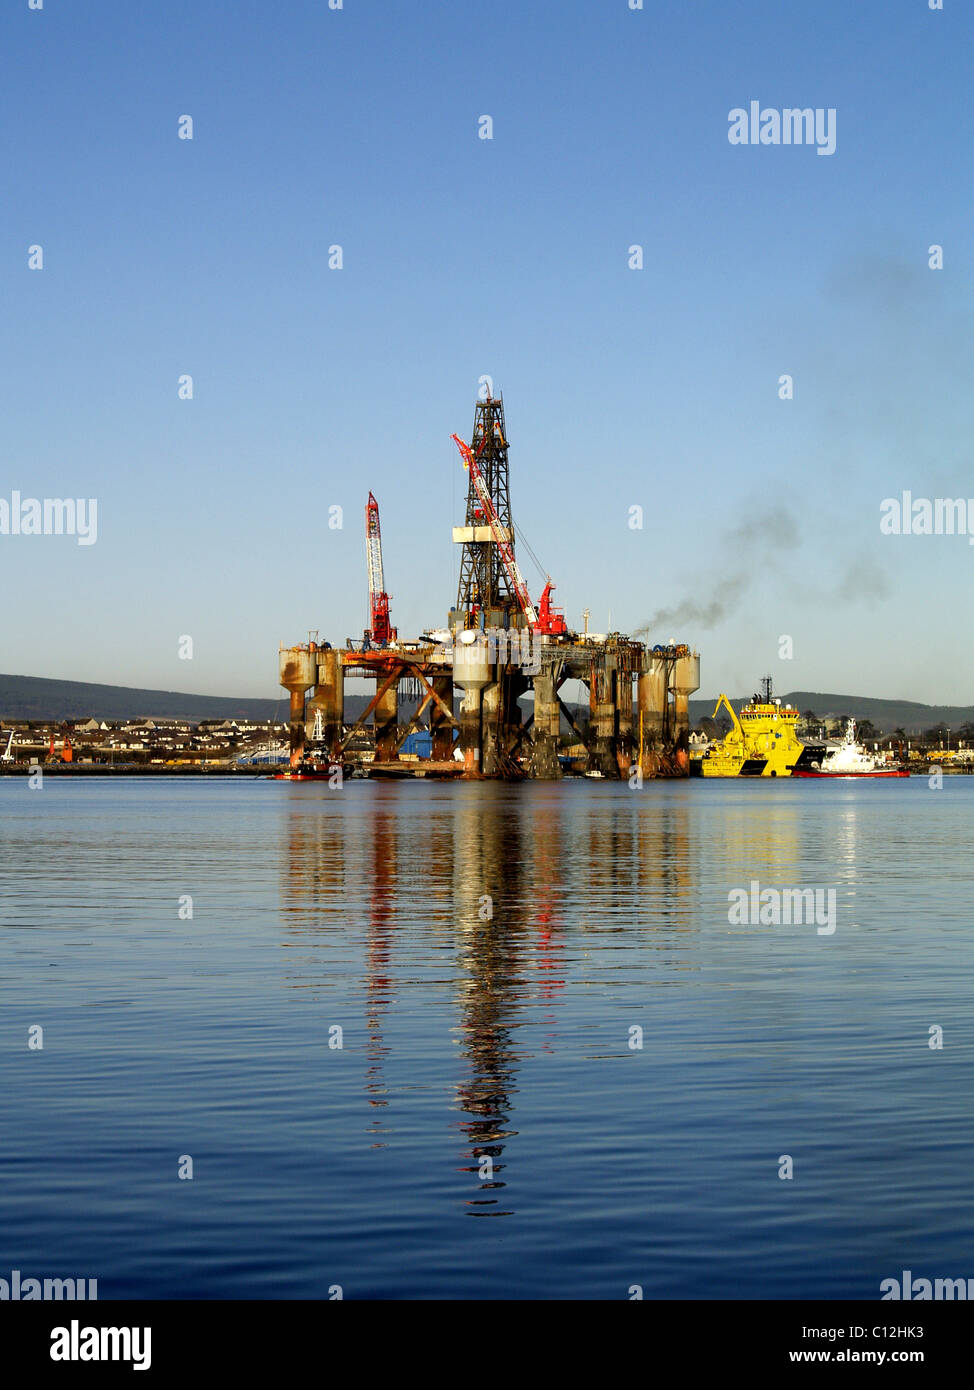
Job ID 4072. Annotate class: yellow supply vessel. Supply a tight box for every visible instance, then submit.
[692,678,804,777]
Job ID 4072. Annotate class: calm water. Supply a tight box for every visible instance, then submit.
[1,775,972,1300]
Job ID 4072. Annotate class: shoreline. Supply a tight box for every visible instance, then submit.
[0,764,274,777]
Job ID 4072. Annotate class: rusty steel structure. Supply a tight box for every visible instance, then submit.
[278,390,701,780]
[454,394,517,627]
[279,635,699,780]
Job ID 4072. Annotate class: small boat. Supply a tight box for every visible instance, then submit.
[272,748,349,782]
[273,768,339,782]
[272,762,346,781]
[792,720,909,778]
[272,708,350,780]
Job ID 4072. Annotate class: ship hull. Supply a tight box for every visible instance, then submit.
[272,760,347,781]
[792,769,910,779]
[272,771,335,781]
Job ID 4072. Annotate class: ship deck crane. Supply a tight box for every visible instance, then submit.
[451,433,567,636]
[365,492,396,646]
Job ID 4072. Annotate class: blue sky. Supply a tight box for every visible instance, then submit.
[1,0,971,702]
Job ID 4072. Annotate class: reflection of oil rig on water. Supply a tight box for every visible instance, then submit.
[279,391,700,780]
[278,778,695,1212]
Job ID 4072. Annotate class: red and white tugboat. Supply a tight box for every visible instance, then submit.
[272,710,348,781]
[792,720,909,778]
[273,755,345,782]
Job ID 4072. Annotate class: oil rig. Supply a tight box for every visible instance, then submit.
[279,391,699,779]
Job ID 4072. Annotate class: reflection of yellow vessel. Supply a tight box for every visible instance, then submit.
[692,678,804,777]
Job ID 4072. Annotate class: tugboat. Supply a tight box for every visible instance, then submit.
[272,710,349,782]
[691,677,805,777]
[273,755,346,782]
[792,720,909,778]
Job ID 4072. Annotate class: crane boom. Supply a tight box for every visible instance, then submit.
[451,433,539,626]
[366,492,385,600]
[711,693,745,740]
[365,492,396,645]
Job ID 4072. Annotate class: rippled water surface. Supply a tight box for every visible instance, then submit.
[2,776,972,1299]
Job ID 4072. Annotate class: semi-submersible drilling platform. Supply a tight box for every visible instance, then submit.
[279,392,700,779]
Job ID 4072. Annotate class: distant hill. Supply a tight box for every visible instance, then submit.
[0,673,427,726]
[2,673,970,736]
[689,691,974,735]
[0,674,289,722]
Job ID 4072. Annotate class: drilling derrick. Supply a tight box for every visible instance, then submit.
[451,432,537,626]
[455,394,519,628]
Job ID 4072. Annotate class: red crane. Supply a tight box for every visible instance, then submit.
[451,433,567,636]
[365,492,396,646]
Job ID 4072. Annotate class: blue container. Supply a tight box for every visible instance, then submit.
[400,731,433,759]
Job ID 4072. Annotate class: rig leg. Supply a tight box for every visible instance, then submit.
[616,670,634,777]
[671,652,700,772]
[530,672,562,779]
[637,661,666,777]
[481,680,501,777]
[312,648,343,760]
[459,685,482,776]
[288,689,307,764]
[588,658,618,777]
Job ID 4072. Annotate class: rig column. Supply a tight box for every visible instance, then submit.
[481,679,501,777]
[288,690,306,762]
[672,690,690,744]
[279,645,317,767]
[453,640,490,777]
[672,651,701,772]
[588,654,618,777]
[312,648,343,759]
[615,668,634,776]
[458,687,482,775]
[637,658,666,776]
[530,670,562,779]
